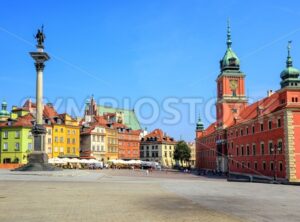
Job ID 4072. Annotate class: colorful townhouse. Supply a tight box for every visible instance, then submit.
[140,129,176,167]
[23,100,80,158]
[114,123,140,160]
[81,115,107,161]
[81,96,141,161]
[196,24,300,182]
[0,101,33,164]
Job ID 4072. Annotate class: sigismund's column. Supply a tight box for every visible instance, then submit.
[28,26,50,164]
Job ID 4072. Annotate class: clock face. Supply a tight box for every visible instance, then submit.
[230,80,238,90]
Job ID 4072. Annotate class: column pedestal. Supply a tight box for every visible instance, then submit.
[14,125,60,171]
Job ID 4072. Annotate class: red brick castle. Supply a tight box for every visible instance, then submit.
[196,22,300,182]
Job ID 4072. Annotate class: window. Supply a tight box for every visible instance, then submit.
[254,162,258,170]
[236,146,239,156]
[47,129,52,135]
[28,143,32,151]
[263,161,266,170]
[270,162,274,171]
[261,143,265,155]
[67,147,70,153]
[3,142,8,151]
[67,130,70,135]
[252,126,255,134]
[54,147,58,152]
[240,129,244,136]
[268,121,272,130]
[260,123,264,132]
[72,138,76,144]
[246,127,249,135]
[3,131,8,138]
[252,144,256,156]
[242,162,245,168]
[60,137,64,143]
[55,137,58,142]
[60,147,64,152]
[246,145,250,156]
[141,146,144,150]
[247,162,250,169]
[279,162,283,172]
[278,140,283,154]
[15,142,20,151]
[48,148,52,154]
[164,151,167,157]
[48,138,51,144]
[55,128,58,132]
[15,131,20,138]
[277,118,281,128]
[60,128,64,133]
[67,138,70,144]
[269,141,273,154]
[241,146,244,156]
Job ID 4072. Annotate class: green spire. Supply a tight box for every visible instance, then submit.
[286,40,293,68]
[226,18,232,48]
[0,99,10,117]
[196,115,204,131]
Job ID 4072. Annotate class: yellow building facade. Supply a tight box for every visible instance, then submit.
[105,126,118,161]
[51,114,80,158]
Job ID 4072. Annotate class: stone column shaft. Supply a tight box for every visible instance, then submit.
[36,63,44,125]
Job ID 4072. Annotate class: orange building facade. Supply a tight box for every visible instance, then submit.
[115,123,140,160]
[196,25,300,182]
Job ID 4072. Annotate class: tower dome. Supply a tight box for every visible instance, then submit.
[280,41,300,88]
[196,116,204,131]
[0,100,10,118]
[220,20,240,71]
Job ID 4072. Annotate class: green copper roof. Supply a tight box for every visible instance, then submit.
[0,100,9,117]
[220,20,240,71]
[281,41,300,78]
[97,105,141,130]
[280,41,300,88]
[196,116,204,130]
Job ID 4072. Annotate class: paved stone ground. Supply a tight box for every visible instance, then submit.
[0,169,299,222]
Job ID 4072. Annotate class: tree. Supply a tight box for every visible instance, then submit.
[173,140,191,166]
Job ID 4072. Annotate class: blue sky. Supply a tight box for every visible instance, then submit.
[1,0,300,141]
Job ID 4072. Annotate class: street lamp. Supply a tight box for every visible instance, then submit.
[270,143,282,181]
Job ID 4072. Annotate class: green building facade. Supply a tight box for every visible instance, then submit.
[0,101,34,164]
[0,126,33,164]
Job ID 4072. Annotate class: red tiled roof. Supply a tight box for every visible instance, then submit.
[0,113,34,128]
[233,91,282,126]
[43,105,58,118]
[204,122,217,135]
[142,128,175,143]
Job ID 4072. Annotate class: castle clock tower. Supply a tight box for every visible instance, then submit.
[216,21,248,128]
